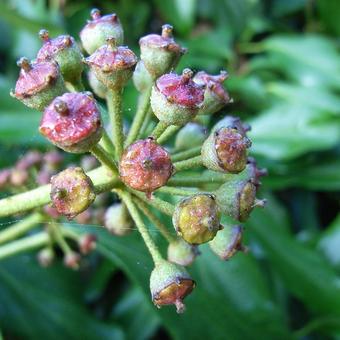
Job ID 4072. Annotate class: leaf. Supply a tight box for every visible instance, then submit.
[249,204,340,317]
[153,0,197,36]
[249,103,340,160]
[70,225,292,340]
[0,255,124,340]
[112,287,161,340]
[259,35,340,90]
[318,214,340,269]
[317,0,340,36]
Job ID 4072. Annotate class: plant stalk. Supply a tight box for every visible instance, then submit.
[106,88,124,158]
[0,212,44,245]
[116,190,163,265]
[174,155,203,171]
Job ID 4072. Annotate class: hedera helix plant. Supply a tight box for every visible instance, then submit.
[0,8,268,313]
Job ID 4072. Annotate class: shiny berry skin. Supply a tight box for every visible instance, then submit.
[80,8,124,55]
[12,58,66,111]
[150,69,204,126]
[150,260,195,313]
[119,138,173,195]
[140,24,186,79]
[193,71,230,115]
[86,37,137,90]
[37,30,84,84]
[201,127,252,174]
[39,92,102,153]
[50,167,96,219]
[173,193,221,245]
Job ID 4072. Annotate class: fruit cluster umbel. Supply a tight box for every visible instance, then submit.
[2,8,268,314]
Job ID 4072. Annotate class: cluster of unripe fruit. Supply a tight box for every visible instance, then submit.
[9,8,267,313]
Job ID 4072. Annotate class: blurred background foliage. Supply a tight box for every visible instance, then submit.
[0,0,339,339]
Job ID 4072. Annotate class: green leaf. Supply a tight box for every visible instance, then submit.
[112,287,160,340]
[249,204,340,317]
[71,226,292,340]
[318,214,340,269]
[260,35,340,90]
[317,0,340,36]
[0,255,124,340]
[249,103,340,160]
[153,0,197,36]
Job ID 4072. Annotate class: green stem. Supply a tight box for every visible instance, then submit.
[129,190,175,216]
[133,196,175,243]
[65,78,85,92]
[0,166,118,218]
[116,190,163,265]
[157,125,180,144]
[106,89,124,158]
[167,173,228,187]
[174,155,203,171]
[100,129,115,155]
[0,212,44,245]
[90,144,118,176]
[140,108,153,137]
[0,232,49,261]
[156,186,196,196]
[171,146,201,162]
[49,222,72,254]
[125,87,152,146]
[151,121,168,140]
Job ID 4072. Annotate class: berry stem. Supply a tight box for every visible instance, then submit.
[90,144,119,176]
[125,86,152,146]
[167,173,229,187]
[157,125,180,144]
[106,89,124,158]
[49,221,72,254]
[171,146,201,162]
[0,166,118,218]
[0,232,49,261]
[116,189,163,265]
[66,78,85,92]
[0,212,44,245]
[155,186,196,196]
[132,196,176,243]
[100,129,116,155]
[174,155,203,171]
[129,190,175,216]
[151,121,169,140]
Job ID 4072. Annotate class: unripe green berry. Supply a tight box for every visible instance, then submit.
[87,69,107,99]
[151,69,204,126]
[50,167,96,219]
[140,24,186,79]
[80,8,124,55]
[193,71,230,115]
[209,225,245,260]
[175,123,207,151]
[214,179,266,222]
[86,37,137,90]
[104,203,133,236]
[173,193,221,245]
[167,238,199,266]
[37,247,55,267]
[37,29,84,84]
[133,60,153,92]
[150,260,195,313]
[12,57,66,111]
[201,127,251,174]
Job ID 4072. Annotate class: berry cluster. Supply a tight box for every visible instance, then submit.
[3,8,267,313]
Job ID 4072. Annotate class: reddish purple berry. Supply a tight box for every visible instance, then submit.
[86,37,137,90]
[151,69,205,126]
[193,71,230,115]
[80,8,124,54]
[12,57,66,111]
[119,138,173,195]
[39,92,102,153]
[140,24,186,78]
